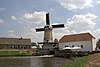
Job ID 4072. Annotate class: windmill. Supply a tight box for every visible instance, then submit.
[35,13,64,50]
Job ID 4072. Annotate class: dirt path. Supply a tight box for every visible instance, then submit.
[86,53,100,67]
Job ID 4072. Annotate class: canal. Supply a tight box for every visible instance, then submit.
[0,56,71,67]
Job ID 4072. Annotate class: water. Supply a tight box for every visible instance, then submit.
[0,56,71,67]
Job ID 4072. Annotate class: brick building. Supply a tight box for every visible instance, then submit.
[0,37,31,49]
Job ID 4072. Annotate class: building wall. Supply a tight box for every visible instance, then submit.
[0,44,31,49]
[43,44,53,50]
[0,38,31,50]
[59,41,93,52]
[0,38,31,45]
[92,38,96,51]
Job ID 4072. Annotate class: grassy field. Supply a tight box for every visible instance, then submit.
[65,56,88,67]
[0,50,42,56]
[65,53,100,67]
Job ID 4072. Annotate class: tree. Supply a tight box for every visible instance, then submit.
[96,38,100,47]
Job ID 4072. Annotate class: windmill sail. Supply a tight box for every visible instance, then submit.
[46,13,50,25]
[35,28,44,32]
[52,24,64,28]
[35,13,65,50]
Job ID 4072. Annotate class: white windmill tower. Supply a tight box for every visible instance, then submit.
[35,13,64,50]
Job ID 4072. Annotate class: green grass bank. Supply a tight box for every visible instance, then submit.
[65,56,88,67]
[0,50,42,57]
[65,53,100,67]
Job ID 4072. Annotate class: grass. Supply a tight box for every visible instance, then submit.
[65,56,88,67]
[65,53,100,67]
[86,53,100,67]
[0,51,19,56]
[0,50,42,56]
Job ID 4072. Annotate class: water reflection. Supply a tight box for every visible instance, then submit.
[0,56,71,67]
[0,57,30,67]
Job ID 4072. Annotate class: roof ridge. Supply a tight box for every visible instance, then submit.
[0,37,30,40]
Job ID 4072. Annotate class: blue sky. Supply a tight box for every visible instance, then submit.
[0,0,100,42]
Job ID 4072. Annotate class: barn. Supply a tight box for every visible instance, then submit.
[0,37,31,50]
[59,33,96,52]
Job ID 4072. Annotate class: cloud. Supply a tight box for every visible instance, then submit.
[58,0,93,10]
[0,8,6,11]
[66,13,97,32]
[8,30,15,33]
[21,28,43,42]
[49,13,97,41]
[55,13,99,40]
[7,29,42,42]
[93,28,100,39]
[11,16,17,20]
[0,19,4,23]
[7,30,19,38]
[22,11,46,24]
[14,11,47,25]
[53,28,77,40]
[96,0,100,4]
[53,32,64,40]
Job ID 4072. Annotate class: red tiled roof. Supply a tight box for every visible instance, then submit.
[59,33,95,43]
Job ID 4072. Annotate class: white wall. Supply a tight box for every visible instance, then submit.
[59,41,93,52]
[92,38,96,51]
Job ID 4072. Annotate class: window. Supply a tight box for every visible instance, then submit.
[72,45,74,47]
[24,46,26,49]
[53,44,56,47]
[11,45,14,49]
[15,46,18,49]
[81,45,83,48]
[65,45,68,47]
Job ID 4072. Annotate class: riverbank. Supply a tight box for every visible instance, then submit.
[86,53,100,67]
[0,50,42,57]
[65,56,88,67]
[65,53,100,67]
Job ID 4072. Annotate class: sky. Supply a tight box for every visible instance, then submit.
[0,0,100,42]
